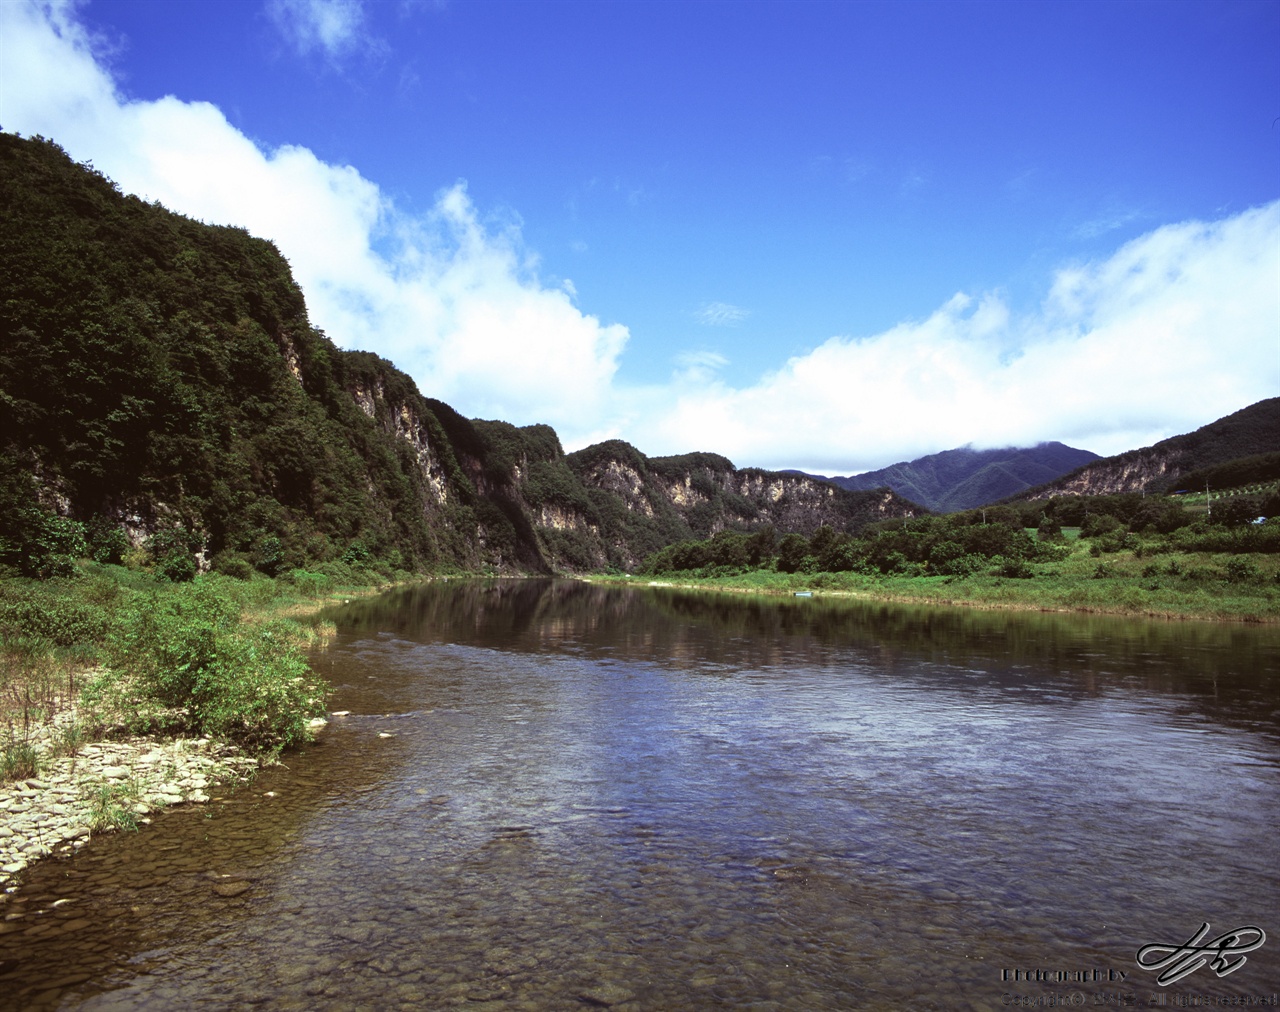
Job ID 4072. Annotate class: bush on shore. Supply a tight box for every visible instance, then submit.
[86,581,328,751]
[0,565,347,780]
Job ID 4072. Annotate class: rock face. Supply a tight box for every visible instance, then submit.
[1022,446,1182,499]
[1015,399,1280,501]
[490,439,922,572]
[0,132,919,577]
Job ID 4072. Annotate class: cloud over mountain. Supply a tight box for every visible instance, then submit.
[633,204,1280,471]
[2,1,1276,471]
[0,0,629,444]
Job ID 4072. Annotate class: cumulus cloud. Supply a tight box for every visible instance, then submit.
[695,301,750,326]
[630,203,1280,472]
[2,1,1276,473]
[266,0,377,63]
[0,0,628,442]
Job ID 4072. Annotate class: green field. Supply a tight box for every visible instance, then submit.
[592,538,1280,623]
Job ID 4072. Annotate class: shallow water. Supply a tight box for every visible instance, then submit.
[2,580,1278,1009]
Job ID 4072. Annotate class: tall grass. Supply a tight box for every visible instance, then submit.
[0,564,369,783]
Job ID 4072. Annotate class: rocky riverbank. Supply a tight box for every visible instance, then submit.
[0,709,302,891]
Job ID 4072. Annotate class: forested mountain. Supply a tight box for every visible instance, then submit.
[789,442,1100,513]
[0,133,919,578]
[1012,399,1280,501]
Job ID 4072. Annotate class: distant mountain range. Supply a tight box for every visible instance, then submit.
[786,442,1101,513]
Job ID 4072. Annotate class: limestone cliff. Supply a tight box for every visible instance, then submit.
[1016,399,1280,502]
[0,130,910,579]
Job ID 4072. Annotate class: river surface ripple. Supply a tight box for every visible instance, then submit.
[2,579,1278,1010]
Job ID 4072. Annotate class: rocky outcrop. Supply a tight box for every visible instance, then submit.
[531,442,923,571]
[0,710,260,888]
[0,132,921,580]
[1016,399,1280,502]
[1022,447,1181,499]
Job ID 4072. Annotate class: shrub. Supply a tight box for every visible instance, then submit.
[85,780,141,832]
[86,517,129,565]
[287,569,333,597]
[775,533,810,574]
[253,534,286,576]
[0,587,111,647]
[148,526,201,582]
[157,550,197,583]
[211,551,256,581]
[0,504,87,578]
[341,541,372,566]
[997,558,1034,579]
[933,553,985,578]
[1225,558,1260,584]
[1036,517,1062,540]
[1,738,40,781]
[97,581,329,751]
[1081,514,1123,538]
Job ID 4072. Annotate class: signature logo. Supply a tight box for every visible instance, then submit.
[1136,922,1266,986]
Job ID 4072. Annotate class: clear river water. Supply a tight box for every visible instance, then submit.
[2,579,1278,1010]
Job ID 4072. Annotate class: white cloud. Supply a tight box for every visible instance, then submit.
[629,203,1280,472]
[672,351,729,385]
[0,0,628,442]
[2,1,1276,475]
[695,301,750,326]
[1072,205,1145,240]
[266,0,375,63]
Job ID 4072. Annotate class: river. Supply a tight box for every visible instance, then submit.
[2,579,1277,1009]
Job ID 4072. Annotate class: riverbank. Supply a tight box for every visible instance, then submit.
[0,565,420,891]
[0,713,262,890]
[583,551,1280,624]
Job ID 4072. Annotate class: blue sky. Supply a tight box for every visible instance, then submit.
[2,0,1278,472]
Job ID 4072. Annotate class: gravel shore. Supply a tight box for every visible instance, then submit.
[0,711,301,891]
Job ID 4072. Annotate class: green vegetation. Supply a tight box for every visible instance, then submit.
[1173,451,1280,497]
[0,559,393,784]
[3,132,918,580]
[0,132,554,579]
[631,490,1280,622]
[85,778,144,833]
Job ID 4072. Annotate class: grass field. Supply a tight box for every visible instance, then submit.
[590,540,1280,624]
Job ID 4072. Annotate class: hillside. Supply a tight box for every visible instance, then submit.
[791,442,1099,512]
[1013,399,1280,501]
[0,133,918,578]
[556,440,920,570]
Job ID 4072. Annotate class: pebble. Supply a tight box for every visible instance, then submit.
[579,984,636,1007]
[212,881,251,898]
[0,706,262,888]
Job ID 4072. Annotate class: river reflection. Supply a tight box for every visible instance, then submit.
[2,579,1278,1010]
